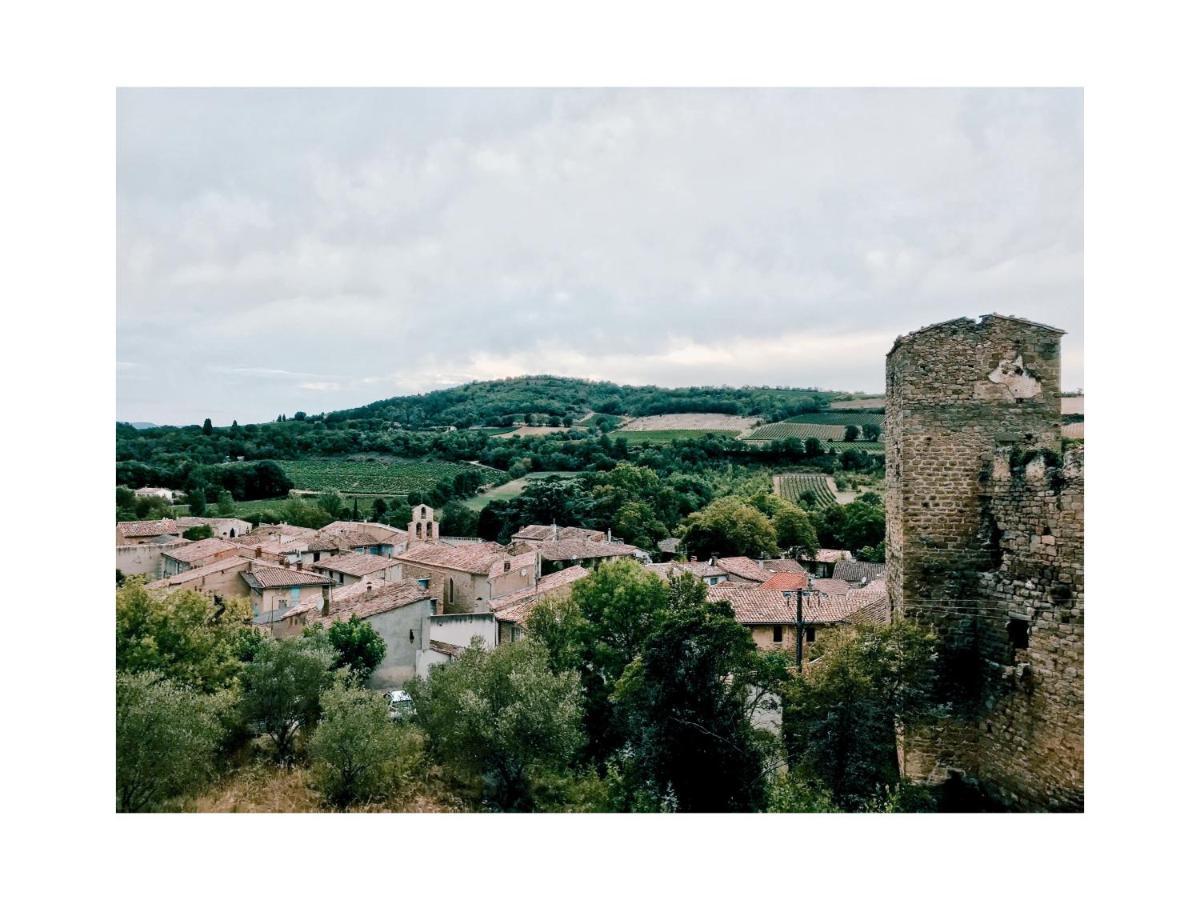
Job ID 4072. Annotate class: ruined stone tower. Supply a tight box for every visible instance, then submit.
[885,314,1083,811]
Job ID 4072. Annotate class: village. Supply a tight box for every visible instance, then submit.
[117,505,888,685]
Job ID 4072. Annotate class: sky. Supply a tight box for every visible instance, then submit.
[117,88,1083,426]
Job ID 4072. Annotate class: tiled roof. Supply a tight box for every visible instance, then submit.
[145,555,252,589]
[534,539,641,563]
[241,564,332,591]
[490,566,590,625]
[293,577,435,624]
[846,582,891,625]
[810,578,853,599]
[512,524,606,543]
[657,537,681,553]
[397,541,508,575]
[428,639,465,658]
[117,518,182,538]
[645,560,725,580]
[488,550,539,580]
[177,516,252,531]
[762,558,805,574]
[312,553,403,578]
[162,538,240,565]
[832,559,886,584]
[713,556,772,583]
[308,528,391,552]
[760,571,810,591]
[709,579,883,626]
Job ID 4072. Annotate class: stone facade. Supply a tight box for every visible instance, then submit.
[885,314,1083,811]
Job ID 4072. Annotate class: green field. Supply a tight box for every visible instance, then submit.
[462,471,578,511]
[785,412,884,427]
[277,458,507,496]
[774,473,839,508]
[746,422,849,441]
[616,429,740,445]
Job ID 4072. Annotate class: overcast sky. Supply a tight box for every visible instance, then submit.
[117,88,1083,426]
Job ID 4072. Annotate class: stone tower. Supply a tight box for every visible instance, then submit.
[885,315,1083,810]
[407,504,439,544]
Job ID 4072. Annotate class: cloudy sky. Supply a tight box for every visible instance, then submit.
[117,88,1083,426]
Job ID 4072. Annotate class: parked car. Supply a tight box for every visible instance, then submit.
[385,689,414,721]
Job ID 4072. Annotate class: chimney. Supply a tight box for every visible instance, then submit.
[255,547,262,559]
[708,556,716,566]
[607,528,612,543]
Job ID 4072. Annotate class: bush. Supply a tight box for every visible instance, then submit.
[309,680,425,808]
[116,671,228,812]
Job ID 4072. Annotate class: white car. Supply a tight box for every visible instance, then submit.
[385,689,414,721]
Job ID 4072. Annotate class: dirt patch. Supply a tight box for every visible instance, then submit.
[495,425,572,439]
[619,413,760,433]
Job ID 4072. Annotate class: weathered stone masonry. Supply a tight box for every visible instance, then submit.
[885,314,1083,811]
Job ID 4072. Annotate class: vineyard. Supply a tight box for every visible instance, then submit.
[785,412,884,428]
[617,429,740,444]
[745,422,850,442]
[773,472,839,508]
[277,458,508,496]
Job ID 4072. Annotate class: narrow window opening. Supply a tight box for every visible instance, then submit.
[1007,618,1030,651]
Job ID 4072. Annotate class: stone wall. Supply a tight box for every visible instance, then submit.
[885,314,1083,811]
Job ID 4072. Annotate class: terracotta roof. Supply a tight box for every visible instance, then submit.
[161,538,240,565]
[241,564,332,591]
[312,553,403,578]
[847,582,891,625]
[117,518,182,538]
[810,578,853,598]
[294,577,436,624]
[490,566,591,625]
[397,541,508,575]
[761,558,805,575]
[709,579,883,626]
[512,524,606,543]
[428,639,464,658]
[645,560,725,580]
[713,556,772,582]
[176,516,252,532]
[832,559,886,584]
[308,528,391,552]
[657,537,681,553]
[145,555,252,589]
[761,571,810,591]
[537,539,641,563]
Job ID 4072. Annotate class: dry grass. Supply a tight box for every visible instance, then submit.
[186,762,469,813]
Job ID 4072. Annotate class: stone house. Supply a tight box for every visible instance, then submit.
[644,560,730,586]
[311,552,404,588]
[275,577,440,685]
[396,541,537,614]
[116,518,185,546]
[711,555,805,584]
[133,487,175,503]
[535,538,643,575]
[116,534,188,578]
[241,564,333,628]
[490,565,591,644]
[176,516,254,539]
[160,537,242,577]
[512,524,606,544]
[145,555,255,599]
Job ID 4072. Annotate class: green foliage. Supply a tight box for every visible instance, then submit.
[410,639,583,811]
[187,488,207,516]
[681,496,779,560]
[862,422,882,442]
[216,490,236,516]
[202,418,213,436]
[182,524,213,540]
[309,680,426,808]
[324,617,387,684]
[843,424,860,442]
[438,499,480,537]
[239,634,335,761]
[316,490,345,519]
[116,580,255,693]
[815,498,885,552]
[783,622,941,809]
[611,586,787,811]
[116,671,228,811]
[766,774,841,812]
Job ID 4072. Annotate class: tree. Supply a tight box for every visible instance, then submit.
[202,418,213,436]
[116,671,227,811]
[772,503,819,557]
[782,621,941,809]
[187,489,208,516]
[216,490,236,516]
[610,586,786,811]
[410,639,583,810]
[316,490,345,519]
[843,425,860,442]
[183,524,214,540]
[294,411,308,421]
[239,635,335,761]
[309,680,425,808]
[324,617,386,683]
[372,497,388,521]
[439,500,479,537]
[116,580,255,693]
[681,496,779,560]
[862,422,882,442]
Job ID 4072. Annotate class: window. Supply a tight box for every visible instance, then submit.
[1007,618,1030,650]
[290,586,301,601]
[772,625,783,643]
[805,626,816,643]
[417,577,430,589]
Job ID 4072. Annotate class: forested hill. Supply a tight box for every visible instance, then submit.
[326,375,835,428]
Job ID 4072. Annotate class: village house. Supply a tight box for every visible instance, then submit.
[798,548,853,578]
[395,541,537,614]
[535,538,644,574]
[241,563,333,628]
[231,525,317,565]
[160,537,242,577]
[133,486,176,503]
[176,516,254,539]
[711,555,806,584]
[490,565,591,644]
[115,518,185,545]
[512,524,607,544]
[644,559,729,585]
[831,558,886,585]
[311,552,404,587]
[144,555,255,599]
[274,576,441,685]
[116,533,188,578]
[656,537,682,560]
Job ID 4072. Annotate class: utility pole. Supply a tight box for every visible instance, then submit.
[795,586,809,668]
